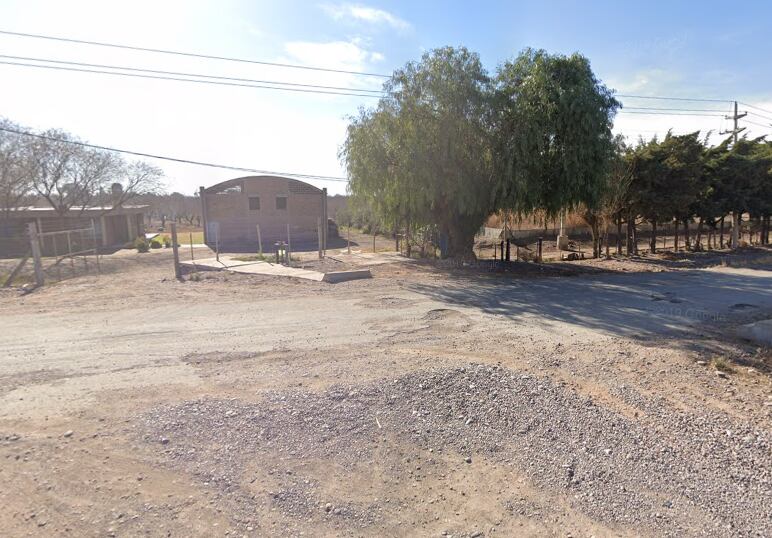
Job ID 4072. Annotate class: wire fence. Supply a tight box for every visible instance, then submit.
[1,223,100,287]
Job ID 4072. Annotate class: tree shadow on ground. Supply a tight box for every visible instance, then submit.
[404,267,772,356]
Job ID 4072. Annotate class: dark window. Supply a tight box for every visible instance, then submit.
[248,196,260,210]
[276,196,287,210]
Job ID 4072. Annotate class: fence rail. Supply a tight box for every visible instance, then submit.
[6,222,102,287]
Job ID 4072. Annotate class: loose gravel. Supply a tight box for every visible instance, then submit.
[141,363,771,537]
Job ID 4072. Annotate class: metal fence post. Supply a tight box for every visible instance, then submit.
[215,223,220,262]
[256,224,262,256]
[27,222,44,287]
[286,223,292,264]
[317,218,322,260]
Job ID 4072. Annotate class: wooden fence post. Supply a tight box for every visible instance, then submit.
[28,222,44,287]
[171,223,181,279]
[256,224,262,256]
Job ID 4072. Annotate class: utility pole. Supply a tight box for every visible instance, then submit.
[721,101,746,249]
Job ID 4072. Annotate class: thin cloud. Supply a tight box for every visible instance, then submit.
[321,3,411,30]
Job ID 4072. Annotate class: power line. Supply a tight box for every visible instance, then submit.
[0,54,385,94]
[0,58,740,107]
[0,29,391,78]
[0,60,382,98]
[616,93,731,104]
[744,109,772,122]
[739,101,772,116]
[617,110,724,117]
[0,126,350,182]
[4,28,771,119]
[622,106,727,113]
[742,118,772,129]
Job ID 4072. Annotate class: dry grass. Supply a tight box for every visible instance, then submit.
[710,357,735,373]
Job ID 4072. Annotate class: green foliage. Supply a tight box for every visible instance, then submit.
[629,131,705,223]
[343,46,620,258]
[162,235,172,248]
[150,238,162,249]
[134,237,149,253]
[343,46,494,258]
[493,49,620,216]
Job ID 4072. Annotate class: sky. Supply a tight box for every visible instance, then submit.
[1,0,771,196]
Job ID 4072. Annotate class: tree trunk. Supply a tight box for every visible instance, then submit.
[594,220,601,259]
[674,220,679,252]
[405,219,412,258]
[719,216,725,248]
[650,219,657,254]
[683,218,691,251]
[616,215,623,255]
[626,214,634,256]
[696,220,704,251]
[604,220,610,258]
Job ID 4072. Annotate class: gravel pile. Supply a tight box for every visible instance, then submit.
[142,364,770,536]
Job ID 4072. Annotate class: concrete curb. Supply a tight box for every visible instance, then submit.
[322,269,372,283]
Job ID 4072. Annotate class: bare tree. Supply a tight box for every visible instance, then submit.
[29,130,115,215]
[28,129,163,216]
[108,161,164,209]
[0,119,34,220]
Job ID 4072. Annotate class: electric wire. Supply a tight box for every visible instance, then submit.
[0,126,350,182]
[739,101,772,116]
[0,54,386,94]
[0,29,391,78]
[0,60,382,98]
[3,28,771,117]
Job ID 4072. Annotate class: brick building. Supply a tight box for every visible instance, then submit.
[200,176,327,251]
[0,205,146,257]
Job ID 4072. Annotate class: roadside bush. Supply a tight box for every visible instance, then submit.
[162,236,172,248]
[150,239,162,249]
[134,237,150,253]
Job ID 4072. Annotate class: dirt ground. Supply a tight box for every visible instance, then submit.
[0,246,770,537]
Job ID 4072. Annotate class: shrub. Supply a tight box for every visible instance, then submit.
[711,357,734,373]
[134,237,150,253]
[150,239,162,249]
[162,236,172,248]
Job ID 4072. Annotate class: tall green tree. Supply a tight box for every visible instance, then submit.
[493,49,620,221]
[629,132,704,252]
[342,47,495,259]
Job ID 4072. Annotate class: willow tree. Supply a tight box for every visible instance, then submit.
[493,49,620,229]
[342,46,495,259]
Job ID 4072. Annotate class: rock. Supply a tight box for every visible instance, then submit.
[324,503,332,512]
[465,457,472,464]
[715,371,728,379]
[63,430,74,438]
[160,437,170,445]
[696,361,707,366]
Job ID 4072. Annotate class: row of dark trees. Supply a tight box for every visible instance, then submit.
[584,132,772,259]
[342,46,771,259]
[0,118,164,222]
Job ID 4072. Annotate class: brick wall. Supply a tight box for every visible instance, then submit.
[203,176,324,250]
